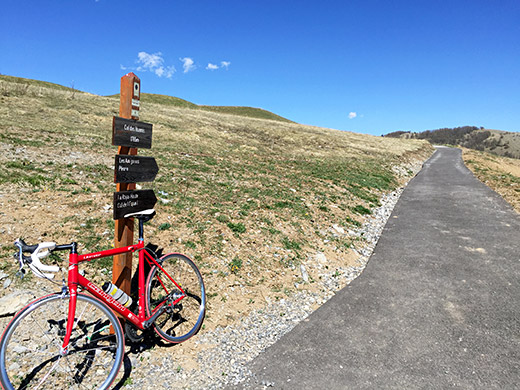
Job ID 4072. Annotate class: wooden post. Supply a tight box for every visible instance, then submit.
[113,73,140,296]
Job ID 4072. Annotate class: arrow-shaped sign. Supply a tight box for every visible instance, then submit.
[113,189,157,220]
[114,155,159,183]
[112,116,153,149]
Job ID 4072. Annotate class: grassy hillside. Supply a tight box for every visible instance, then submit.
[384,126,520,159]
[197,105,294,122]
[136,93,198,109]
[0,74,432,331]
[0,74,75,93]
[462,148,520,212]
[107,92,294,123]
[0,74,293,122]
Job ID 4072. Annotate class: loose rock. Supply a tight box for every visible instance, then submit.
[0,291,36,316]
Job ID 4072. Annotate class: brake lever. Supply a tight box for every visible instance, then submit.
[13,248,26,279]
[15,268,26,280]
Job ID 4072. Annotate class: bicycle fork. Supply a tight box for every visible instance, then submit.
[61,252,80,356]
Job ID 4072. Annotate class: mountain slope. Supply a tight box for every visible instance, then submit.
[107,92,294,123]
[0,74,432,332]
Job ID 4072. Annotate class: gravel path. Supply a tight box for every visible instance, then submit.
[123,160,425,390]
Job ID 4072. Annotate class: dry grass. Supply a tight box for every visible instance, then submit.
[462,148,520,213]
[0,75,433,334]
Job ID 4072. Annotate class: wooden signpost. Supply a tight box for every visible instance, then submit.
[112,117,153,149]
[111,72,158,301]
[114,155,159,183]
[113,190,158,220]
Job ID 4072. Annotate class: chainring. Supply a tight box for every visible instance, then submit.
[124,321,145,343]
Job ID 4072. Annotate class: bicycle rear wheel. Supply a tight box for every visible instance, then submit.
[145,253,205,343]
[0,293,124,390]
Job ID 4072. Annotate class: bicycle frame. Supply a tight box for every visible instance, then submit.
[60,238,187,353]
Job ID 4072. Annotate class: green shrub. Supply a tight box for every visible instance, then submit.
[158,223,172,231]
[227,222,246,234]
[352,205,371,215]
[228,257,243,274]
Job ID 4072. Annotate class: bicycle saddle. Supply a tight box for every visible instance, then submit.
[124,209,156,222]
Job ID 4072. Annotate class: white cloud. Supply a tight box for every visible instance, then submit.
[155,66,176,79]
[180,57,196,73]
[348,112,357,119]
[124,53,226,77]
[138,52,164,70]
[155,67,165,77]
[131,51,176,78]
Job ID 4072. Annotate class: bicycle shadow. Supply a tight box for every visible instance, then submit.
[113,324,181,388]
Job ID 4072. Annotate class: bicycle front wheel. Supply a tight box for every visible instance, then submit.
[0,293,124,390]
[145,253,205,343]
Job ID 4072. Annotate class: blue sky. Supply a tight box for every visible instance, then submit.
[1,0,519,135]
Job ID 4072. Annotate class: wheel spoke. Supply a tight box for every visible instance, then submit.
[34,356,62,390]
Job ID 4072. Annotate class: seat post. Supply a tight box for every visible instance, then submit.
[138,218,145,242]
[122,210,155,242]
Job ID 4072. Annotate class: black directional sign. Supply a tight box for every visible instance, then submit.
[112,116,153,149]
[113,190,157,220]
[114,155,159,183]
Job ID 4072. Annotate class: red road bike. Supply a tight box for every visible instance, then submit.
[0,209,205,389]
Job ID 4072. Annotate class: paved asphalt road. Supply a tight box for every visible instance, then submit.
[235,147,520,389]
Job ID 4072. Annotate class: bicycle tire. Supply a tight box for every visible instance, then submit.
[0,293,124,390]
[145,253,205,343]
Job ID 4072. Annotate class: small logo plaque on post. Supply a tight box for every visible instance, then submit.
[132,81,140,119]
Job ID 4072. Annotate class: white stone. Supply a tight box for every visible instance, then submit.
[3,278,11,289]
[8,362,20,372]
[332,224,345,235]
[0,291,36,316]
[300,264,309,282]
[12,344,30,354]
[314,252,327,264]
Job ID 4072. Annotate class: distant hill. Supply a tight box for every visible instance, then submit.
[0,74,294,123]
[384,126,520,159]
[0,74,76,92]
[106,93,295,123]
